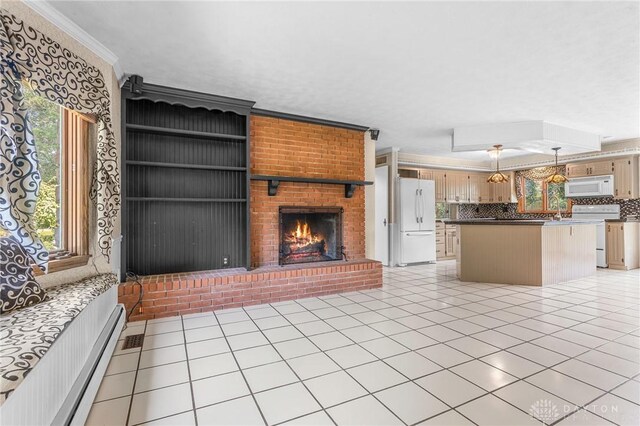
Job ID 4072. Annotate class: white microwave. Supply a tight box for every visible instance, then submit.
[565,175,614,198]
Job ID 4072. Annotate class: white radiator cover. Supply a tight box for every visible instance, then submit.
[0,286,120,426]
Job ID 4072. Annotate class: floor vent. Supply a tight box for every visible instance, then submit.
[122,334,145,350]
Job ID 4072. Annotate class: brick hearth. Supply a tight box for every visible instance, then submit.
[118,114,382,321]
[119,259,381,321]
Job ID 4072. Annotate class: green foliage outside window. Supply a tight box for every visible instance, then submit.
[23,84,62,250]
[522,177,569,213]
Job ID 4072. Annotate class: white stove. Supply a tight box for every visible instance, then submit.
[571,204,621,267]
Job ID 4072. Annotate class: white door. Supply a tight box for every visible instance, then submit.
[375,166,389,265]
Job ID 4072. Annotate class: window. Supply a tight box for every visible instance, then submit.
[519,176,570,213]
[2,85,93,273]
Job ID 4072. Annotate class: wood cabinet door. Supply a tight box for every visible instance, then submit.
[492,181,511,202]
[607,223,624,267]
[445,228,457,257]
[432,170,446,202]
[589,160,614,176]
[420,169,433,180]
[468,174,480,203]
[446,172,469,203]
[566,163,588,178]
[613,158,633,199]
[478,175,493,203]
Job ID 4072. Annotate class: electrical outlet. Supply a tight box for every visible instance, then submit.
[222,256,230,267]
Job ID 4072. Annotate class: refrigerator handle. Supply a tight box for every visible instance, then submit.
[419,189,424,223]
[415,189,419,223]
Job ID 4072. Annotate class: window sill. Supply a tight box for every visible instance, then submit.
[33,255,91,276]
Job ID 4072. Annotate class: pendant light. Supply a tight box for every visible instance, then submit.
[546,147,568,184]
[487,144,509,183]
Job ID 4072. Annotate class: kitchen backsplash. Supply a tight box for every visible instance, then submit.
[458,198,640,219]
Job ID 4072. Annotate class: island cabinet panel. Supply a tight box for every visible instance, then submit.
[607,222,640,270]
[456,223,596,286]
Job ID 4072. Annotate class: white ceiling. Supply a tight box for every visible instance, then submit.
[46,1,639,160]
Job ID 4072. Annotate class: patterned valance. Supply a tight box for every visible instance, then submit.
[0,10,120,270]
[514,166,566,199]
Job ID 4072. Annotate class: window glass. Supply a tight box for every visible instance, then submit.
[547,182,568,212]
[523,178,543,211]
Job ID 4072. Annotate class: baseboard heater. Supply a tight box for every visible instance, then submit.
[54,304,125,426]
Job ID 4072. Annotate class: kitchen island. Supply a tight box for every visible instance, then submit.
[446,219,599,286]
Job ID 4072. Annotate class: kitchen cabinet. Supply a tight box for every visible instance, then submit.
[566,160,612,178]
[421,170,446,202]
[445,172,469,203]
[445,225,457,257]
[436,222,457,259]
[478,175,493,203]
[607,222,639,270]
[612,158,638,199]
[491,177,513,203]
[468,174,480,203]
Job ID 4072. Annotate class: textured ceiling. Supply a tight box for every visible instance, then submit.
[47,1,639,160]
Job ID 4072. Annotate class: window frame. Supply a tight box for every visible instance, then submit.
[33,108,94,275]
[517,175,572,214]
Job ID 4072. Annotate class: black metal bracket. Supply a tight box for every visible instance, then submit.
[129,75,144,95]
[345,184,357,199]
[268,180,280,196]
[252,175,372,198]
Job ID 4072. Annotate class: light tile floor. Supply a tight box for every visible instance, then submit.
[88,262,640,426]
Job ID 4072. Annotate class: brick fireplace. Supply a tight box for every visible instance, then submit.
[118,114,382,321]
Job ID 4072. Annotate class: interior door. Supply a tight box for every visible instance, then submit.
[375,166,389,265]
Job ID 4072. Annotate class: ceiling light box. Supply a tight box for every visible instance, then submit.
[452,121,601,155]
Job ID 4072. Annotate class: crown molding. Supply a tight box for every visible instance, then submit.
[23,0,125,85]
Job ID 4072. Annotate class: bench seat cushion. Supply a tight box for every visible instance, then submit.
[0,273,118,404]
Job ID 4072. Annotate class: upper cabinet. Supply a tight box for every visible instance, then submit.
[566,160,613,178]
[445,172,469,203]
[420,169,446,202]
[612,158,638,199]
[492,178,514,203]
[566,156,638,199]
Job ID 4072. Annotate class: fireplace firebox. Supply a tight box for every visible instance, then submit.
[279,207,344,265]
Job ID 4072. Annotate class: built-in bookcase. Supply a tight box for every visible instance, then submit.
[121,78,254,279]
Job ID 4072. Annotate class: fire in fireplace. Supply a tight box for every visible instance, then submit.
[279,207,343,265]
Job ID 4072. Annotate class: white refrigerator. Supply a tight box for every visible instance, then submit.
[397,177,436,265]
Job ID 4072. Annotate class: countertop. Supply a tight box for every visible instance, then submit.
[444,218,602,226]
[605,217,639,223]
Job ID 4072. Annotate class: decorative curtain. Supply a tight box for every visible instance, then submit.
[514,165,566,199]
[0,10,120,271]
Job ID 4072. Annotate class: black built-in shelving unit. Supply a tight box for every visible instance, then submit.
[121,76,255,279]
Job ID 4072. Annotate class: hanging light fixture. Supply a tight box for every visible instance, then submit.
[487,144,509,183]
[546,147,568,184]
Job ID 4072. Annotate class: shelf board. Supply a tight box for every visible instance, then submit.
[126,197,247,203]
[126,161,246,171]
[250,175,372,198]
[126,123,246,141]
